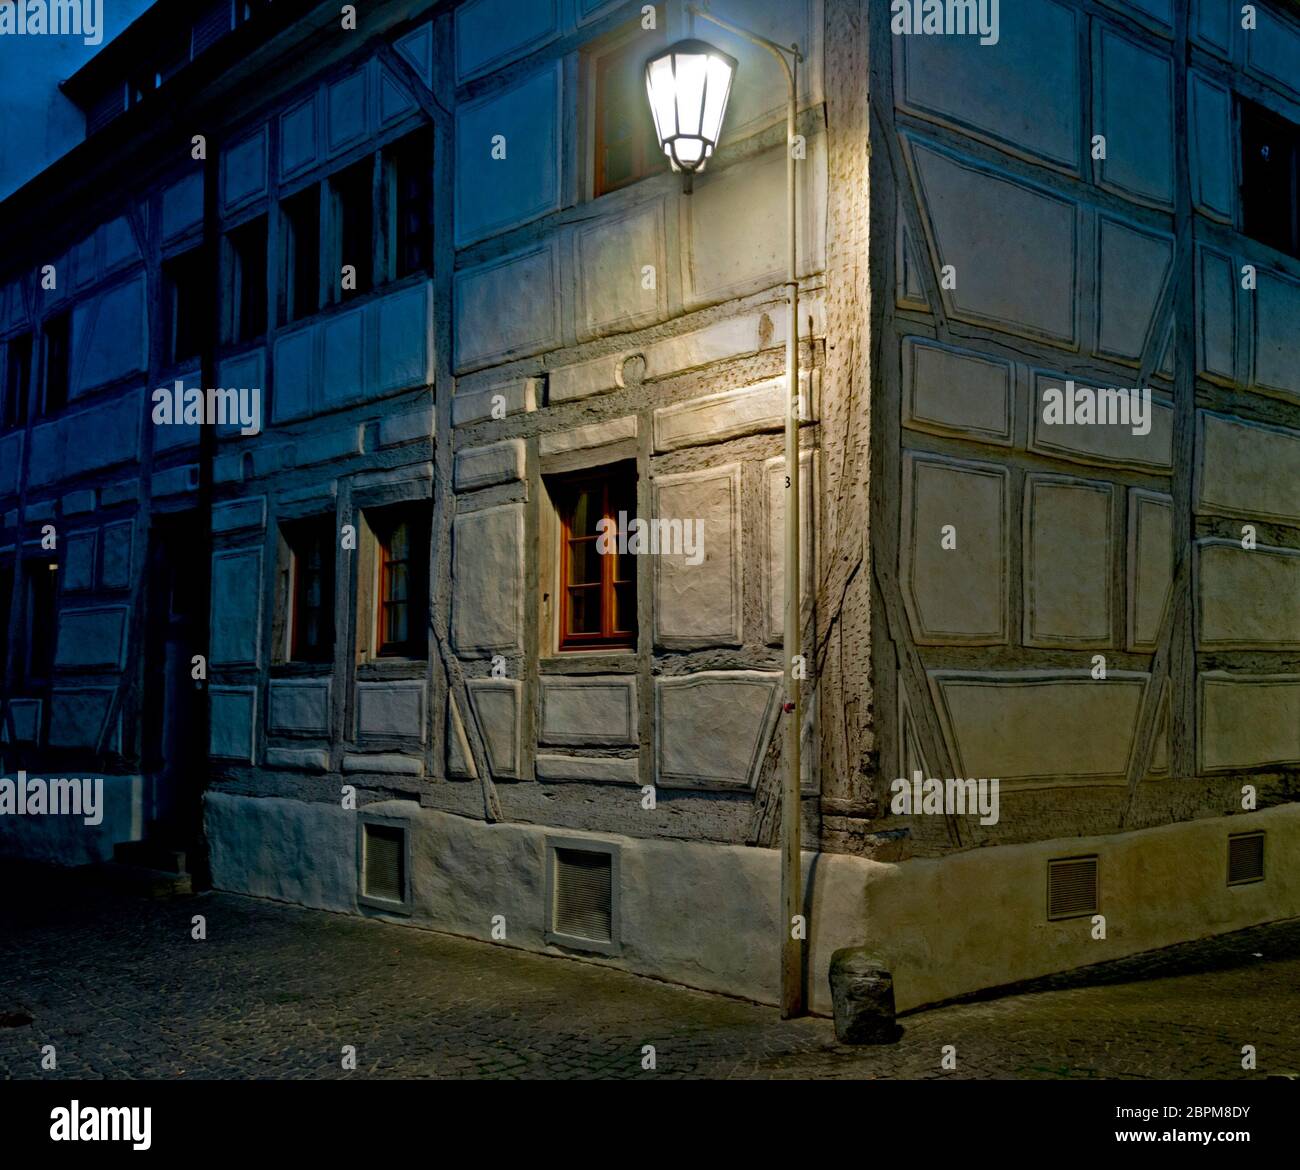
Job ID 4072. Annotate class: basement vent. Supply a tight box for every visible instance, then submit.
[553,848,613,944]
[1227,831,1265,886]
[1048,856,1099,920]
[362,823,406,905]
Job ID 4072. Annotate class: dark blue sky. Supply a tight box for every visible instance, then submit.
[0,0,157,200]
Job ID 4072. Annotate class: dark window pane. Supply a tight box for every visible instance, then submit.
[282,186,320,323]
[331,158,373,300]
[228,216,268,342]
[4,334,32,429]
[42,314,70,415]
[1242,97,1300,259]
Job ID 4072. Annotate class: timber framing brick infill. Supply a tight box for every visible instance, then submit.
[0,0,1297,1015]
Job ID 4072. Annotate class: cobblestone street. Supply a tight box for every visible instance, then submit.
[1,865,1297,1080]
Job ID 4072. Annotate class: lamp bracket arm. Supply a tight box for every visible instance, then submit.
[686,2,802,93]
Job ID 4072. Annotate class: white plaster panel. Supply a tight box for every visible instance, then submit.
[210,687,257,762]
[272,323,317,422]
[454,244,559,371]
[909,141,1077,344]
[161,173,202,239]
[896,0,1079,168]
[1127,490,1173,652]
[1246,7,1300,91]
[763,452,816,645]
[269,679,332,736]
[7,698,41,744]
[1196,541,1300,650]
[100,519,133,590]
[356,681,426,743]
[1199,673,1300,772]
[901,453,1008,645]
[54,606,127,669]
[452,503,525,655]
[655,671,781,789]
[455,63,561,247]
[455,0,559,79]
[652,375,800,453]
[652,464,742,648]
[577,199,667,339]
[1030,373,1173,471]
[371,280,432,394]
[549,354,624,404]
[540,675,637,746]
[327,69,368,155]
[222,125,268,210]
[378,67,417,126]
[454,439,526,492]
[1254,268,1300,403]
[280,94,318,178]
[1197,247,1235,380]
[64,530,96,591]
[931,671,1149,783]
[1095,27,1174,205]
[684,135,826,308]
[210,548,262,666]
[1096,218,1171,363]
[467,677,523,778]
[535,755,640,785]
[1024,476,1113,647]
[902,337,1012,444]
[70,276,147,396]
[1190,73,1234,220]
[538,415,637,458]
[1196,412,1300,525]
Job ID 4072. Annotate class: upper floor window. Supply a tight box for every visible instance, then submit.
[370,502,429,659]
[226,215,268,344]
[0,561,13,680]
[1241,97,1300,260]
[163,247,208,365]
[553,464,637,651]
[329,158,374,303]
[281,185,321,325]
[23,558,57,684]
[382,127,433,281]
[285,515,336,663]
[591,25,668,198]
[41,312,70,416]
[2,334,32,430]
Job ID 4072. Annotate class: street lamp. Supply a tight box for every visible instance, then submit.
[645,6,806,1019]
[643,38,737,190]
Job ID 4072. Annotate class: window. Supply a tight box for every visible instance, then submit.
[284,516,336,663]
[371,504,429,658]
[281,185,320,324]
[330,158,374,302]
[0,562,13,679]
[41,313,70,416]
[3,334,32,430]
[382,128,433,281]
[23,559,58,683]
[553,465,637,651]
[1241,97,1300,259]
[227,216,268,343]
[163,248,208,365]
[593,30,668,197]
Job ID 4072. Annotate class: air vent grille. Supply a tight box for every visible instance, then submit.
[191,2,234,58]
[553,849,613,942]
[1048,856,1099,920]
[363,823,405,904]
[1228,832,1265,886]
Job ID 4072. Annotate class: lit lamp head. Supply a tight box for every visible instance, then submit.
[644,38,737,192]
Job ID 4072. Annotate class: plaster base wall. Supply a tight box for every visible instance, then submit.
[0,774,143,866]
[204,791,1300,1012]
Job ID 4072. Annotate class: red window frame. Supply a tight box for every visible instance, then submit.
[556,467,637,651]
[593,31,668,198]
[373,505,428,659]
[287,517,335,663]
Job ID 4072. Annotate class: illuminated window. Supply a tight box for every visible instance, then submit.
[371,504,429,658]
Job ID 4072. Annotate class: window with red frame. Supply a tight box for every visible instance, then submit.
[555,465,637,651]
[593,29,668,198]
[286,517,335,663]
[373,504,429,658]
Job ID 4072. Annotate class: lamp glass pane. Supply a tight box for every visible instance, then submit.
[675,138,704,163]
[701,56,733,144]
[673,51,708,136]
[646,56,678,141]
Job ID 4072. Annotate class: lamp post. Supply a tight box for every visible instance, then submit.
[645,7,806,1018]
